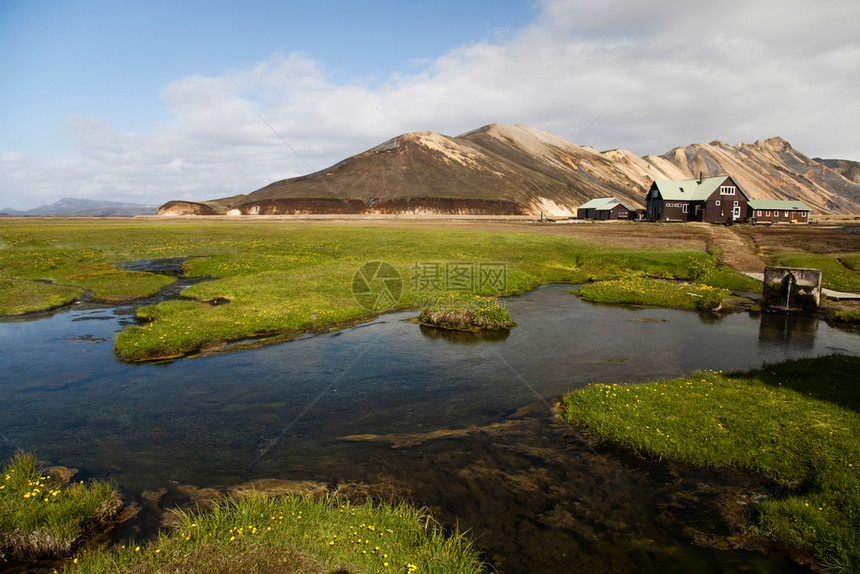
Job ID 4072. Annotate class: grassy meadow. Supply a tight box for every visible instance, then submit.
[563,355,860,573]
[61,494,483,574]
[0,218,747,361]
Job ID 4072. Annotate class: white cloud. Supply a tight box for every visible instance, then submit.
[1,0,857,210]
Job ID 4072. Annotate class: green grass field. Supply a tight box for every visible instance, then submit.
[563,355,860,573]
[0,219,731,361]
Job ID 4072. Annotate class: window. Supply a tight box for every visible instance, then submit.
[756,210,762,216]
[715,200,720,206]
[784,211,789,217]
[801,212,807,218]
[734,201,739,206]
[766,211,771,216]
[682,204,689,213]
[720,186,736,195]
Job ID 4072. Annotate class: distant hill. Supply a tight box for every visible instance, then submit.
[157,124,860,216]
[2,198,157,217]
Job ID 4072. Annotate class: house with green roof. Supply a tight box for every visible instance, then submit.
[747,199,811,223]
[645,175,749,223]
[576,197,635,220]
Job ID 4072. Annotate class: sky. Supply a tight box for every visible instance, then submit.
[1,0,858,211]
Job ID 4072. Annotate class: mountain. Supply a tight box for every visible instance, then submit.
[2,198,157,217]
[158,125,860,216]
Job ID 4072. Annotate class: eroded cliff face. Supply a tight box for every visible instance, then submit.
[158,201,221,216]
[158,125,860,216]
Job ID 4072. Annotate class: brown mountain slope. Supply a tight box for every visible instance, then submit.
[163,125,648,216]
[159,125,860,216]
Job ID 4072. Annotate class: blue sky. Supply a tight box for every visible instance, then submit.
[1,0,858,210]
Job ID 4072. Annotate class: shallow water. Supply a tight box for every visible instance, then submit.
[1,283,858,572]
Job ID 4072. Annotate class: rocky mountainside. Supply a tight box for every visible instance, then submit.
[159,125,860,217]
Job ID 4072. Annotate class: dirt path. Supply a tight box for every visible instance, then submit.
[705,225,768,273]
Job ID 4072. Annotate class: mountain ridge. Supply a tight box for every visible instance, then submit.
[140,124,860,216]
[2,197,157,217]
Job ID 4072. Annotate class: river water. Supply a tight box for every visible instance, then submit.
[2,283,858,572]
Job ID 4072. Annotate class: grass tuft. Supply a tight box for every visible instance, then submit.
[417,295,515,331]
[0,451,122,564]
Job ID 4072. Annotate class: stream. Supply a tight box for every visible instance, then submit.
[2,279,858,572]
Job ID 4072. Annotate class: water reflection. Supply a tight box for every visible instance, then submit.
[418,323,511,343]
[758,312,819,351]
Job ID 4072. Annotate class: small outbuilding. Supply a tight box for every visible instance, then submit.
[577,197,634,220]
[646,175,749,223]
[747,200,811,224]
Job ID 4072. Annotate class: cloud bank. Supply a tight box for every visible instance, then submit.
[2,0,857,210]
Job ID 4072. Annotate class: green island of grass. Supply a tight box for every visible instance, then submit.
[416,295,515,331]
[562,355,860,573]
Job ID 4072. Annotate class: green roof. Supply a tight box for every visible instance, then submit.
[748,199,811,211]
[578,197,619,210]
[578,197,633,211]
[652,176,749,201]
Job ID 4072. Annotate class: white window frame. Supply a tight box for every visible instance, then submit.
[756,210,762,216]
[715,200,720,206]
[720,186,736,195]
[682,204,689,214]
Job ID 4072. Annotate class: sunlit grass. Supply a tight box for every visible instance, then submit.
[574,277,739,311]
[842,254,860,272]
[692,264,762,292]
[0,278,83,315]
[562,355,860,573]
[0,452,122,564]
[64,493,484,574]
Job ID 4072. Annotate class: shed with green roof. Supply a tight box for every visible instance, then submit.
[577,197,635,220]
[748,200,811,223]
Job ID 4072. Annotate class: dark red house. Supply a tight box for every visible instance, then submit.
[646,175,750,223]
